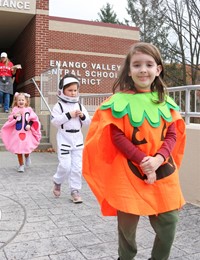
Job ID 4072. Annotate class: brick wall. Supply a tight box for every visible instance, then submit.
[49,18,139,93]
[49,52,131,93]
[11,0,50,97]
[11,17,37,96]
[35,14,49,76]
[10,0,140,98]
[36,0,48,10]
[49,31,134,55]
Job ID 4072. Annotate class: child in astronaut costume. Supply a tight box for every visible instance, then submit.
[51,73,91,203]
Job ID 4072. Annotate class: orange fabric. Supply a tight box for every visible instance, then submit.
[83,108,186,216]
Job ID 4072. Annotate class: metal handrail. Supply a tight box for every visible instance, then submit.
[79,85,200,125]
[38,69,200,125]
[168,85,200,124]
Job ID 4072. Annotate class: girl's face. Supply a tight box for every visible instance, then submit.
[129,51,162,91]
[17,95,27,108]
[63,83,78,97]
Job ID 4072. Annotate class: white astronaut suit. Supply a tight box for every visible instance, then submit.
[51,77,91,193]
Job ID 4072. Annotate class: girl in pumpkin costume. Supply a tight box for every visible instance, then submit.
[83,42,186,260]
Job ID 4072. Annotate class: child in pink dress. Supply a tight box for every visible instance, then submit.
[0,92,41,172]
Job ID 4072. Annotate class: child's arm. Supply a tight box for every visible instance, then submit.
[51,103,73,127]
[140,154,164,175]
[140,123,176,177]
[78,104,91,126]
[144,172,157,184]
[110,124,146,164]
[111,124,157,184]
[111,123,176,184]
[7,107,21,123]
[156,122,176,160]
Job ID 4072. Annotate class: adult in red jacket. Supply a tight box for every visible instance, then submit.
[0,52,16,112]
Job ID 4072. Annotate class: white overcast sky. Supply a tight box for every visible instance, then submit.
[49,0,129,22]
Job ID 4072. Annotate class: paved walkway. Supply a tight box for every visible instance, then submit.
[0,151,200,260]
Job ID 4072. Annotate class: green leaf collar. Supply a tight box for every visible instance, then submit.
[100,92,179,127]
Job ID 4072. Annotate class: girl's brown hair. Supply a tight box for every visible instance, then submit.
[112,42,167,103]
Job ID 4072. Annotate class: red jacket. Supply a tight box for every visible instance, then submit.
[0,61,14,77]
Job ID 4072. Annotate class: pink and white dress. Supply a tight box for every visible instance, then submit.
[0,106,41,154]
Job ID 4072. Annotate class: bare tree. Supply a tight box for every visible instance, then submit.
[95,0,200,86]
[126,0,171,61]
[163,0,200,85]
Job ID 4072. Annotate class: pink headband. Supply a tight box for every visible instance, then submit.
[15,92,31,98]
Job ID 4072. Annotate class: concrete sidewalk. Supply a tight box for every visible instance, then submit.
[0,151,200,260]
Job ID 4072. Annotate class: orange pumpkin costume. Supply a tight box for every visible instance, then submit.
[83,92,186,216]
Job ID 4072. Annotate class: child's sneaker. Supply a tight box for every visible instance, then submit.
[53,182,61,197]
[25,156,31,167]
[18,165,24,172]
[71,190,83,204]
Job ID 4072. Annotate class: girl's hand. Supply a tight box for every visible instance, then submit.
[144,172,157,184]
[69,111,77,118]
[15,112,21,117]
[76,110,84,118]
[140,155,164,174]
[14,112,22,121]
[70,110,83,118]
[25,124,31,131]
